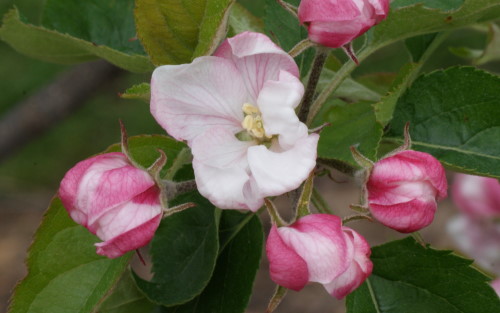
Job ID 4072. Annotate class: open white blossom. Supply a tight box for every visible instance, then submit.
[150,32,318,211]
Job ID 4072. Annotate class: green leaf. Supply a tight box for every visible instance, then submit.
[133,192,220,306]
[8,198,132,313]
[449,46,483,59]
[42,0,145,55]
[105,135,188,179]
[475,23,500,64]
[376,32,448,126]
[373,62,420,126]
[346,237,500,313]
[98,269,156,313]
[161,212,263,313]
[451,23,500,65]
[391,0,464,11]
[318,69,381,103]
[317,101,383,168]
[228,2,264,35]
[405,33,438,62]
[386,67,500,178]
[0,8,153,73]
[356,73,398,95]
[369,0,500,51]
[120,83,151,102]
[135,0,234,66]
[264,0,315,77]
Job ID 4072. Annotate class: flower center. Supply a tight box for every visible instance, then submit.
[241,103,272,140]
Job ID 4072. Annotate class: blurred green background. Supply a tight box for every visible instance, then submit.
[0,0,163,191]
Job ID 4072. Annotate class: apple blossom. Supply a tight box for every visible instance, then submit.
[447,215,500,276]
[266,214,372,299]
[58,152,162,258]
[298,0,390,48]
[150,31,319,211]
[366,150,447,233]
[452,173,500,218]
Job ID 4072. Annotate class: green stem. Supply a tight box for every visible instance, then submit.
[275,0,298,17]
[366,278,382,313]
[165,147,192,180]
[162,179,197,200]
[298,47,329,123]
[306,46,375,125]
[265,198,286,227]
[295,171,315,218]
[266,285,288,313]
[288,39,315,58]
[307,30,450,126]
[311,188,334,214]
[411,231,427,247]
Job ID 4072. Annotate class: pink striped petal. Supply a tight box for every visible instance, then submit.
[278,214,350,283]
[298,0,361,22]
[214,32,299,103]
[91,186,162,240]
[370,198,437,233]
[150,56,247,143]
[266,225,309,291]
[95,212,162,258]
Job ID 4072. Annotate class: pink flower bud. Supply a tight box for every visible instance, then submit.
[366,150,447,233]
[58,152,162,258]
[452,173,500,219]
[266,214,372,299]
[298,0,390,48]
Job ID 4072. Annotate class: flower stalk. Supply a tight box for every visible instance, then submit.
[298,47,329,123]
[265,198,286,227]
[288,38,315,58]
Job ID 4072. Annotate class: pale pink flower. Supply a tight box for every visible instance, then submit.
[447,215,500,276]
[491,278,500,297]
[150,32,319,211]
[366,150,447,233]
[298,0,390,48]
[266,214,372,299]
[452,173,500,219]
[59,152,162,258]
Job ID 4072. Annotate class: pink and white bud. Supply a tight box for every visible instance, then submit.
[452,173,500,219]
[58,152,162,258]
[266,214,372,299]
[366,150,447,233]
[298,0,390,48]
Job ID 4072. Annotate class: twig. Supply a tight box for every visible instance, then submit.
[0,60,122,162]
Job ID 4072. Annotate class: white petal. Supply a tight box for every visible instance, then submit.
[247,134,319,197]
[214,32,299,103]
[191,127,253,169]
[92,196,162,241]
[150,56,247,142]
[193,161,262,211]
[257,70,308,149]
[191,127,262,211]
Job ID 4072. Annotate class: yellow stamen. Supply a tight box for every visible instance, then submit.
[242,115,254,130]
[240,103,271,140]
[242,103,260,115]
